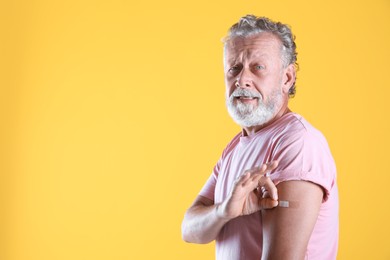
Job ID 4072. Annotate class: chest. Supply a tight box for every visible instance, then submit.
[214,138,273,203]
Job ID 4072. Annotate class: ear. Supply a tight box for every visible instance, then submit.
[281,64,296,94]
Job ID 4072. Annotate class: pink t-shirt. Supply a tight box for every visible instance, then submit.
[199,113,339,260]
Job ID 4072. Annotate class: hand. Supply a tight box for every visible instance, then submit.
[218,161,279,220]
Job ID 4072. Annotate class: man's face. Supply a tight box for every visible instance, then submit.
[224,33,292,127]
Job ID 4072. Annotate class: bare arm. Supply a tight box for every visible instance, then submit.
[182,162,279,244]
[181,195,230,244]
[261,180,323,260]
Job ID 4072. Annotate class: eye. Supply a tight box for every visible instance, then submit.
[255,65,265,70]
[228,65,241,73]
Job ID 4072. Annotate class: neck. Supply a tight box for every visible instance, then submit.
[242,105,291,137]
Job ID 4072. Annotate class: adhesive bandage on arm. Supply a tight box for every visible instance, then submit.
[278,200,299,208]
[263,169,299,209]
[278,200,289,207]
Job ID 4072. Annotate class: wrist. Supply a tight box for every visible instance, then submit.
[215,201,234,222]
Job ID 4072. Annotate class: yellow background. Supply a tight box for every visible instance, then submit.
[1,0,389,259]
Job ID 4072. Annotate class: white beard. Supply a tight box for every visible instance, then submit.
[226,88,283,128]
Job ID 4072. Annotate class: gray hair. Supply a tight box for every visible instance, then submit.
[224,15,298,97]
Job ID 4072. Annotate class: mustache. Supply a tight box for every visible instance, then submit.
[231,88,261,99]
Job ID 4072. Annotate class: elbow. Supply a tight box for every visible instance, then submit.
[182,234,193,244]
[181,223,197,244]
[182,234,211,244]
[181,221,211,244]
[181,220,193,243]
[181,227,191,243]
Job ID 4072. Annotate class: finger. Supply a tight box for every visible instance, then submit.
[238,165,264,186]
[254,187,262,197]
[240,174,268,194]
[249,164,271,184]
[233,171,251,187]
[247,164,267,176]
[259,176,278,201]
[259,197,278,209]
[242,172,264,190]
[262,190,270,199]
[250,160,279,177]
[240,160,278,190]
[264,160,279,176]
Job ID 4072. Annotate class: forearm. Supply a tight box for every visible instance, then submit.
[181,202,231,244]
[182,165,279,244]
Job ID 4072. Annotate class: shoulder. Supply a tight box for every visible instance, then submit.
[271,113,329,149]
[269,113,337,200]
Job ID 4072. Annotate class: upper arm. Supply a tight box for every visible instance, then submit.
[261,180,323,260]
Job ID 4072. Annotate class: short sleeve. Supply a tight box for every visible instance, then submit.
[198,159,221,201]
[198,133,241,202]
[269,122,336,201]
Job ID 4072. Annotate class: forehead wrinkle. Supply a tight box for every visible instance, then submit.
[251,52,271,63]
[225,33,282,63]
[226,50,244,65]
[226,48,270,66]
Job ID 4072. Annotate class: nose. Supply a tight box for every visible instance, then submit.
[235,69,253,89]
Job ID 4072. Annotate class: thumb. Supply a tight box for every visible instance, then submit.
[259,197,278,209]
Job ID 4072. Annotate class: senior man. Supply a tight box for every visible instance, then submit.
[181,15,339,260]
